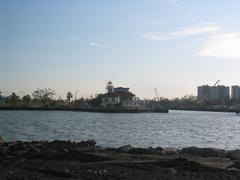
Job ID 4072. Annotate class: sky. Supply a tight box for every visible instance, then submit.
[1,0,240,99]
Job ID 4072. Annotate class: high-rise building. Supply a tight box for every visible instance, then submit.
[197,85,230,102]
[231,86,240,100]
[197,85,210,101]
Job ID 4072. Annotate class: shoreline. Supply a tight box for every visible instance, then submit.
[1,139,240,179]
[0,106,239,113]
[172,107,239,113]
[0,106,169,113]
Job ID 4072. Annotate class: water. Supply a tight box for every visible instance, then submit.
[0,110,240,150]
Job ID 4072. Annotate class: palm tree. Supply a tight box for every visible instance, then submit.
[66,91,73,103]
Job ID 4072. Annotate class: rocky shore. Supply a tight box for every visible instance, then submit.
[1,137,240,180]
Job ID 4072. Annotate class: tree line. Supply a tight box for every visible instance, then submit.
[0,89,86,107]
[1,89,240,110]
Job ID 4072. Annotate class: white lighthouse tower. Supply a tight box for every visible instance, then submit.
[106,81,114,93]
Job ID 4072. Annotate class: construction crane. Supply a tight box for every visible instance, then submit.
[200,80,221,103]
[213,80,221,87]
[154,88,160,102]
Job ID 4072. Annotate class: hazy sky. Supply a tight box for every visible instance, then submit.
[1,0,240,99]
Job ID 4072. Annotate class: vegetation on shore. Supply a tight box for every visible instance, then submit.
[0,89,86,108]
[0,88,240,111]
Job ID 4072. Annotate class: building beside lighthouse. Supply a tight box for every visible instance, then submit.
[101,81,143,108]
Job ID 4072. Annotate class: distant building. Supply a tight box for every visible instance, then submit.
[101,81,142,108]
[197,85,229,102]
[231,86,240,100]
[197,85,210,101]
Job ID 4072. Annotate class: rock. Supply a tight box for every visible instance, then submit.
[169,168,177,175]
[162,147,178,155]
[8,141,27,152]
[64,148,69,153]
[16,149,30,158]
[48,140,73,150]
[128,147,154,154]
[128,147,162,154]
[5,155,14,160]
[0,137,7,156]
[64,169,70,173]
[50,149,112,162]
[0,146,8,156]
[154,146,164,154]
[32,141,46,148]
[228,150,240,160]
[232,161,240,169]
[0,136,5,145]
[78,140,96,147]
[179,147,227,158]
[104,147,122,153]
[118,145,134,153]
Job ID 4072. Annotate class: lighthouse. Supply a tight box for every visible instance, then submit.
[106,81,114,93]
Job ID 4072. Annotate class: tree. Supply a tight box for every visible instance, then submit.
[32,89,41,100]
[23,95,31,105]
[87,94,102,107]
[42,88,55,100]
[32,88,56,106]
[7,92,19,105]
[75,97,86,107]
[32,88,55,100]
[66,91,73,103]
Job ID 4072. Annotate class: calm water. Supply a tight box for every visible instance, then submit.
[0,110,240,149]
